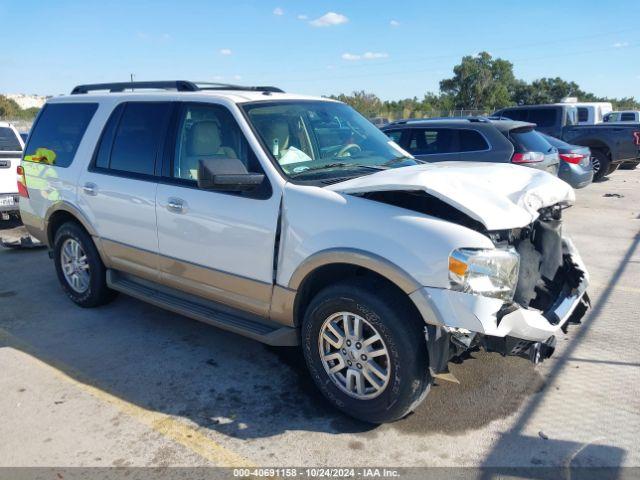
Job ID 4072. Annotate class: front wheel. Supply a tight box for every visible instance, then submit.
[301,280,431,423]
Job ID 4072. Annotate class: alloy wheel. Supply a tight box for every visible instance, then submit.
[60,238,90,293]
[318,311,391,400]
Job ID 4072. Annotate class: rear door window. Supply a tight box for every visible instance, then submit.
[407,129,455,155]
[23,103,98,167]
[510,129,553,153]
[0,127,22,152]
[527,108,557,127]
[98,102,172,176]
[458,129,489,152]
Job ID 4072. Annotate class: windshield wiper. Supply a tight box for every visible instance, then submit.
[383,156,414,167]
[289,162,387,178]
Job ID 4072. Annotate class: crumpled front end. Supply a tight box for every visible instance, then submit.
[420,203,590,373]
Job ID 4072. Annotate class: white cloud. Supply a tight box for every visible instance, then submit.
[310,12,349,27]
[219,48,232,56]
[390,20,400,27]
[212,75,224,81]
[297,14,308,20]
[342,51,388,61]
[613,41,629,48]
[233,74,243,81]
[363,51,388,59]
[273,7,284,16]
[136,32,171,43]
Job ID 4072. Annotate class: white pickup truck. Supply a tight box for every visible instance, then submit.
[0,121,24,220]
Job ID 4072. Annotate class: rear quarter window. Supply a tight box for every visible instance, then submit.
[620,113,636,121]
[23,103,98,168]
[510,129,553,153]
[458,129,489,152]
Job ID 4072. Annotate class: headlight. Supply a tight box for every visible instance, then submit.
[448,248,520,301]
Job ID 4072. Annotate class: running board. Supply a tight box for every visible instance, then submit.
[106,270,299,346]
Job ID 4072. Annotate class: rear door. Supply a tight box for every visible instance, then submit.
[77,101,173,282]
[404,128,460,162]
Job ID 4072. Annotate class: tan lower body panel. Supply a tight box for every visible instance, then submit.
[100,238,274,319]
[158,256,273,318]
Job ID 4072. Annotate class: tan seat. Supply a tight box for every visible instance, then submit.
[260,120,290,160]
[180,121,237,179]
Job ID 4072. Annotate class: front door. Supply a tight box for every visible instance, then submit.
[155,102,280,316]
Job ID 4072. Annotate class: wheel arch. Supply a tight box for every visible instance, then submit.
[282,249,427,327]
[45,203,108,265]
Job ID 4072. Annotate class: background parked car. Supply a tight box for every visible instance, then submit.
[0,121,24,221]
[493,104,640,180]
[369,116,390,127]
[540,133,593,189]
[604,111,640,123]
[382,118,559,175]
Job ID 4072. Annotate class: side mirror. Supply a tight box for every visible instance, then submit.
[197,158,265,192]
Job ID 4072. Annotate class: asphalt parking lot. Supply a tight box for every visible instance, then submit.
[1,169,639,470]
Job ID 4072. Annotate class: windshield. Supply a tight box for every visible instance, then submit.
[0,127,22,151]
[242,101,416,180]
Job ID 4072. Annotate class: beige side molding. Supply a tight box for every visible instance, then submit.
[288,248,422,294]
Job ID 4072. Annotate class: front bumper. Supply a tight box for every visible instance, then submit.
[412,237,589,344]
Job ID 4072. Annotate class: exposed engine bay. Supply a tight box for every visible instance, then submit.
[358,190,590,373]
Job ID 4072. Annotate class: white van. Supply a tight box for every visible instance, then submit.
[559,99,612,125]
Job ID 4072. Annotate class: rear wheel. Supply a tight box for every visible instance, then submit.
[53,222,116,307]
[591,149,611,181]
[301,279,431,423]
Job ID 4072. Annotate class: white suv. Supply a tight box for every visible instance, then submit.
[19,81,590,423]
[0,121,24,219]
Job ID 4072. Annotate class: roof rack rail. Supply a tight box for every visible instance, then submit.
[70,80,285,95]
[71,81,199,94]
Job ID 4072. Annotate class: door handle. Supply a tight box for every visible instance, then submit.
[82,182,98,196]
[166,197,186,213]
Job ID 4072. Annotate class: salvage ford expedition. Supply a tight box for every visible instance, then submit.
[19,81,590,423]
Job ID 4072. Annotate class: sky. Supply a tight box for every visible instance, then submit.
[1,0,639,100]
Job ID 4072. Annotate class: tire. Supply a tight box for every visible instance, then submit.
[619,161,639,170]
[301,279,431,423]
[53,221,116,308]
[591,149,611,182]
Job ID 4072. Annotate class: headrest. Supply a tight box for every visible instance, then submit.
[187,121,222,156]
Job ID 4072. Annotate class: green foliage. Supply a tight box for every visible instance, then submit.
[0,95,41,120]
[439,52,516,110]
[331,52,640,118]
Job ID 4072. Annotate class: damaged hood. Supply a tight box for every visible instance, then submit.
[327,162,575,230]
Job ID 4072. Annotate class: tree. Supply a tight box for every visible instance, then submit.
[0,95,21,118]
[439,52,516,110]
[512,77,581,105]
[328,91,382,118]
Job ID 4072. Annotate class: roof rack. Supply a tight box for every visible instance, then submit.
[70,80,284,95]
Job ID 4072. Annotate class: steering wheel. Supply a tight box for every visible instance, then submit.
[336,143,362,157]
